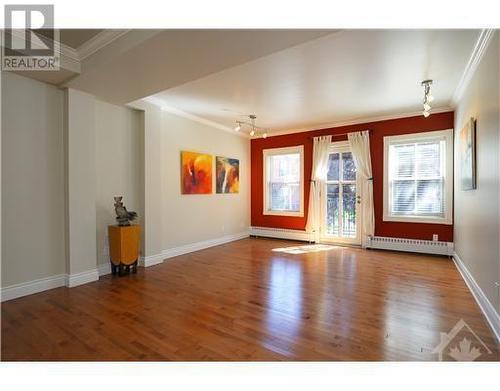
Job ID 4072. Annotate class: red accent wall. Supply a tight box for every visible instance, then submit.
[251,112,454,241]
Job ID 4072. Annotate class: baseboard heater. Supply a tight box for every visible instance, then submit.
[249,226,313,242]
[367,236,454,256]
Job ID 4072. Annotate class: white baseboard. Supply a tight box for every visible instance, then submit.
[1,274,66,302]
[453,252,500,343]
[65,268,99,288]
[249,226,312,242]
[162,231,249,259]
[97,263,111,276]
[2,232,250,301]
[2,268,100,302]
[139,253,164,267]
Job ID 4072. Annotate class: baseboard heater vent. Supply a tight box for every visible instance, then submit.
[249,226,313,242]
[367,236,454,256]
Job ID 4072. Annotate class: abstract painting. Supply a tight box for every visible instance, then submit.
[216,156,240,194]
[181,151,213,194]
[459,118,476,190]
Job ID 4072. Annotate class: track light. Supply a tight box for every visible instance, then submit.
[234,114,269,138]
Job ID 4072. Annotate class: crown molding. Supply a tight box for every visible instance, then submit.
[451,29,496,105]
[163,105,250,138]
[142,97,249,138]
[4,29,132,73]
[264,106,454,138]
[76,29,130,60]
[6,29,80,72]
[139,99,453,140]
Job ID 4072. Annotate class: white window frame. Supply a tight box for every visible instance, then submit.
[263,145,304,217]
[320,140,361,244]
[383,129,453,225]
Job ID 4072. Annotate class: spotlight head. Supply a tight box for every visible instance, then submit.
[234,124,241,132]
[262,132,268,139]
[249,130,255,137]
[423,110,430,118]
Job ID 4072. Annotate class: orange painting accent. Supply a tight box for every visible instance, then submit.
[216,156,239,194]
[181,151,213,194]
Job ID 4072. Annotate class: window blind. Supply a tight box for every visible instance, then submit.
[268,153,301,211]
[390,140,445,217]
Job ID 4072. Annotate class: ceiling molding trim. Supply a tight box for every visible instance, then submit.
[162,105,250,138]
[451,29,495,105]
[77,29,131,60]
[142,97,249,138]
[7,29,81,72]
[58,42,79,62]
[263,106,455,138]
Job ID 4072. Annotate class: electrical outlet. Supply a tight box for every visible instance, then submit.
[432,234,439,242]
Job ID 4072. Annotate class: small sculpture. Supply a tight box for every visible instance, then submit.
[114,196,138,226]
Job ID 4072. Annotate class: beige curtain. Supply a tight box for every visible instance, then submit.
[348,131,374,247]
[305,135,332,242]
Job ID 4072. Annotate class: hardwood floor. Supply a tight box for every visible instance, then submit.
[1,238,498,361]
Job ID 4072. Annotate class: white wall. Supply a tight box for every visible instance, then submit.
[454,32,500,314]
[95,100,143,266]
[143,106,163,259]
[2,73,145,291]
[1,73,65,286]
[161,111,250,250]
[65,88,98,277]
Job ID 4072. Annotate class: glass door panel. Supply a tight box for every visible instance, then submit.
[322,145,360,244]
[342,183,357,238]
[326,183,339,236]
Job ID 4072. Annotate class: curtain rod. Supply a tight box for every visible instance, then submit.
[308,129,371,139]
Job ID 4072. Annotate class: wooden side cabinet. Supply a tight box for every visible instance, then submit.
[108,225,141,275]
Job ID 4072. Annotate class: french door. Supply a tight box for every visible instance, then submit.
[321,142,361,245]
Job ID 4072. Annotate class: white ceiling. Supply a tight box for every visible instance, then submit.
[147,29,480,134]
[66,29,334,104]
[38,29,104,49]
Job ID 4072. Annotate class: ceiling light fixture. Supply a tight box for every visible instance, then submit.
[234,114,269,138]
[421,79,433,118]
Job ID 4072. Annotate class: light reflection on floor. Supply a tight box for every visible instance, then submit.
[272,244,339,254]
[264,257,303,353]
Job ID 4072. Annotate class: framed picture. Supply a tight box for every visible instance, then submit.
[181,151,213,194]
[459,118,476,190]
[216,156,240,194]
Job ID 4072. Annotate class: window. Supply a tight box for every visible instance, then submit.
[383,129,453,224]
[263,146,304,216]
[324,142,358,240]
